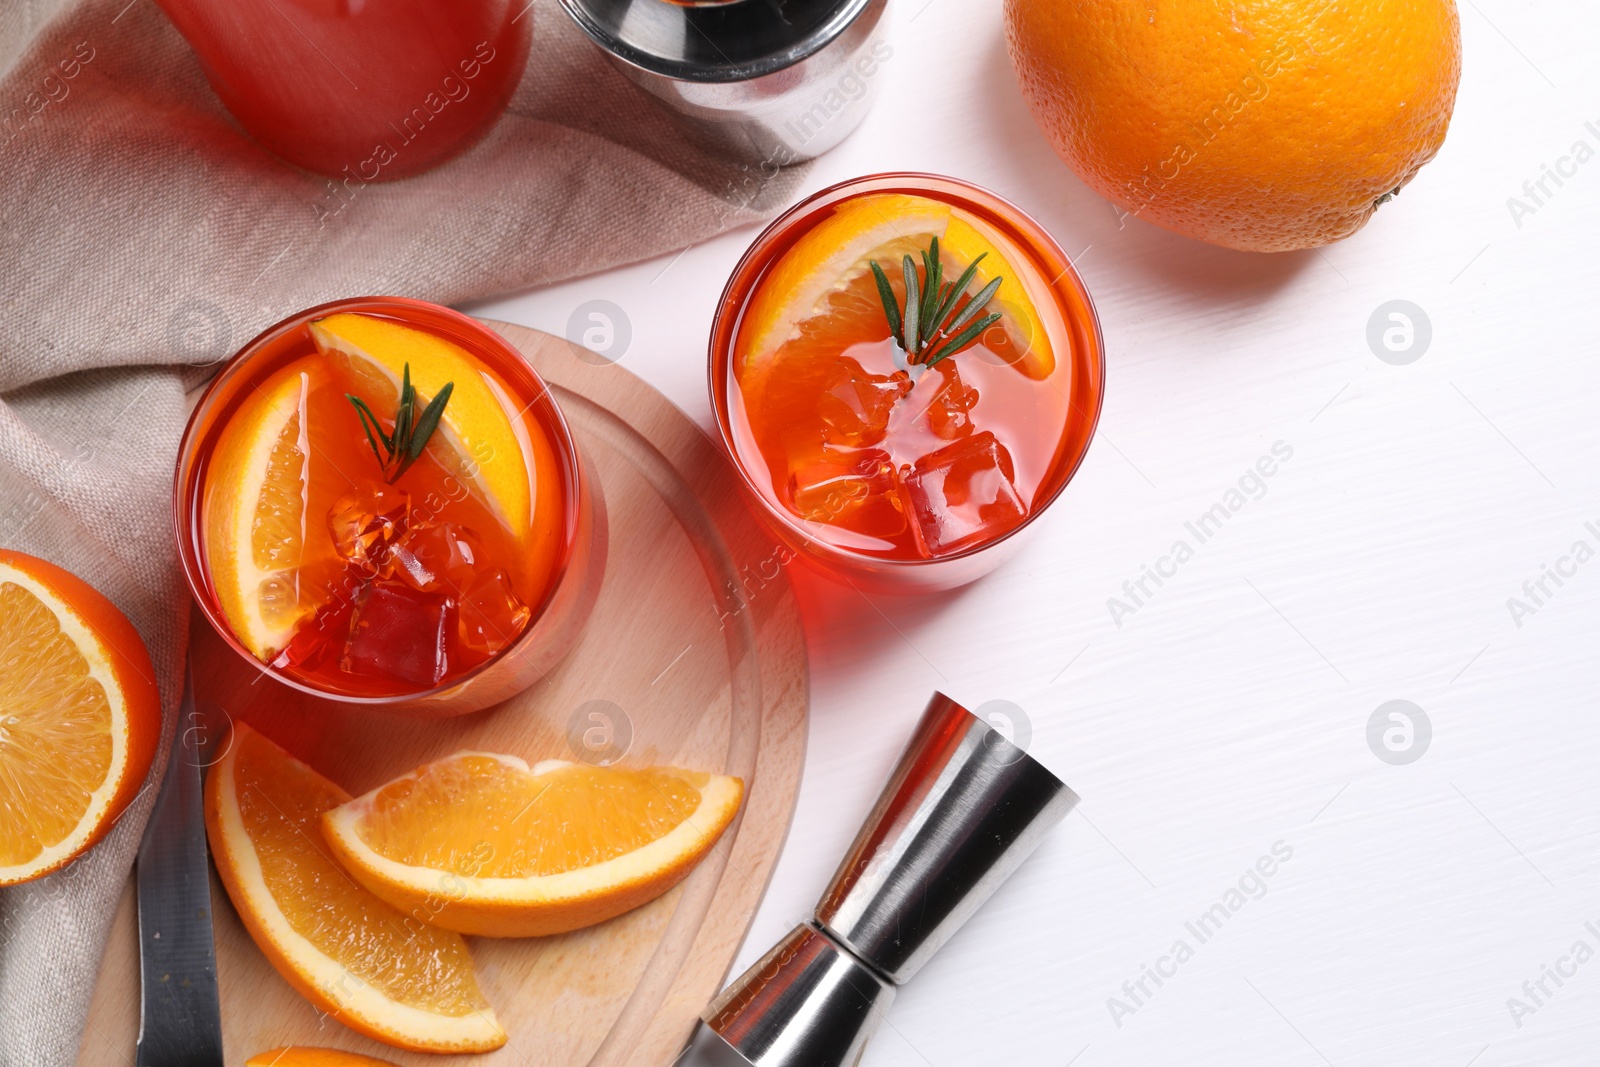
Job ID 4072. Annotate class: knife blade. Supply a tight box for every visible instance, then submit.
[134,666,225,1067]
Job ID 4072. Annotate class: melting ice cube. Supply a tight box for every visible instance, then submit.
[816,358,912,448]
[924,363,980,441]
[340,581,454,688]
[328,485,412,573]
[900,431,1027,557]
[387,522,479,593]
[788,447,906,539]
[458,569,532,657]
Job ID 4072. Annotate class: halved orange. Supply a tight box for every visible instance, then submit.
[246,1049,401,1067]
[205,724,505,1053]
[322,753,744,938]
[0,550,160,886]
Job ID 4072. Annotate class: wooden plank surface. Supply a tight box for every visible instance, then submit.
[77,321,808,1067]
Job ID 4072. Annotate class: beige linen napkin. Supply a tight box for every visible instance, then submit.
[0,2,803,1062]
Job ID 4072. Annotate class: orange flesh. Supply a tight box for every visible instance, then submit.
[0,582,112,866]
[354,759,705,878]
[231,732,488,1016]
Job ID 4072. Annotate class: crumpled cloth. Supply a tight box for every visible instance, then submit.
[0,1,802,1061]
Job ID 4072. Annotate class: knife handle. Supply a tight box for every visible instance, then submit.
[135,672,225,1067]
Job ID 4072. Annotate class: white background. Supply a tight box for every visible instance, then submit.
[475,2,1600,1063]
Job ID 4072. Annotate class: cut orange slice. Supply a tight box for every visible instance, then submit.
[204,361,344,661]
[740,193,952,368]
[205,724,505,1053]
[309,313,533,538]
[246,1049,401,1067]
[941,212,1056,380]
[322,753,744,938]
[0,550,160,886]
[735,192,1054,420]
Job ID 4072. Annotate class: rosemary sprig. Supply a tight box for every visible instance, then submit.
[346,362,454,484]
[871,235,1005,367]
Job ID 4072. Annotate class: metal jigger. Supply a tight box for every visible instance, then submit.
[703,692,1079,1067]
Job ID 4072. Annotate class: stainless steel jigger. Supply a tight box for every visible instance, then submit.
[703,692,1079,1067]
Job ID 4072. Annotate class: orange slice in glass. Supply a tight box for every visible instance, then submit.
[0,550,160,886]
[735,192,1055,425]
[322,753,744,938]
[205,723,505,1053]
[204,361,345,661]
[309,313,533,539]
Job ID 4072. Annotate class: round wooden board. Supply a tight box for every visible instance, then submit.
[76,321,809,1067]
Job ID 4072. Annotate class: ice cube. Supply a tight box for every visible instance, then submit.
[816,358,912,448]
[788,447,906,539]
[458,569,531,658]
[340,580,454,688]
[891,361,979,446]
[386,522,479,593]
[271,587,358,673]
[328,484,413,573]
[924,363,980,441]
[900,431,1028,557]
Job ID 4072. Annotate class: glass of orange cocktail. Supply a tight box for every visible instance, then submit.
[175,297,603,716]
[710,173,1105,593]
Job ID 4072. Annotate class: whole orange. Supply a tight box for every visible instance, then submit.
[1004,0,1462,252]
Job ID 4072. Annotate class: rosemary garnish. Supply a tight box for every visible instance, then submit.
[870,235,1004,367]
[346,362,454,484]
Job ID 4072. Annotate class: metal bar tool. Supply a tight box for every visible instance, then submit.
[703,692,1079,1067]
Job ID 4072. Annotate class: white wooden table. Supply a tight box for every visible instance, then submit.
[475,2,1600,1062]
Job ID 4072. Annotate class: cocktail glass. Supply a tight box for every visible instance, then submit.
[709,173,1105,594]
[175,297,604,716]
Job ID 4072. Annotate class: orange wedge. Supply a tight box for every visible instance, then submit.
[322,753,744,938]
[735,193,1054,419]
[205,724,504,1053]
[204,361,345,661]
[0,550,160,886]
[941,212,1056,380]
[246,1049,401,1067]
[309,313,532,538]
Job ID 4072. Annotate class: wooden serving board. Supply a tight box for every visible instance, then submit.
[77,322,809,1067]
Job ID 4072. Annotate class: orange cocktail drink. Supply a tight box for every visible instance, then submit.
[711,174,1104,592]
[176,297,601,715]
